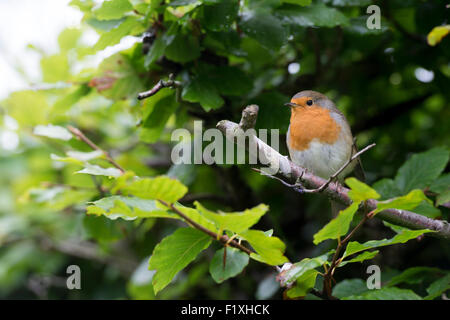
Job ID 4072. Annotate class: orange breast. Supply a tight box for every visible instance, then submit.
[289,106,341,151]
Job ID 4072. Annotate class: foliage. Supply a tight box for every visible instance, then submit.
[0,0,449,300]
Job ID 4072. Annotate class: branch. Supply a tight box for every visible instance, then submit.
[137,73,181,100]
[69,127,255,257]
[67,125,125,173]
[216,105,450,240]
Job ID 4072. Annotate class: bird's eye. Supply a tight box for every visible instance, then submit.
[306,99,313,106]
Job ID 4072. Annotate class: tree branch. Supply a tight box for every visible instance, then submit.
[216,105,450,240]
[137,73,181,100]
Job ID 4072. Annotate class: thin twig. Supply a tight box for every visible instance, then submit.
[158,200,254,255]
[137,73,181,100]
[67,125,125,173]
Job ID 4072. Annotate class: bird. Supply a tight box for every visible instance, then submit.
[285,90,365,215]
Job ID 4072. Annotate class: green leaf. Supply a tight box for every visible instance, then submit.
[345,177,380,203]
[241,10,286,50]
[209,247,249,283]
[211,66,253,96]
[94,0,133,20]
[277,3,349,28]
[374,189,430,215]
[373,178,402,199]
[342,287,422,300]
[90,53,143,100]
[427,25,450,46]
[436,190,450,207]
[148,228,212,294]
[332,279,368,298]
[144,36,166,68]
[338,250,379,267]
[41,54,70,83]
[182,76,224,111]
[201,0,239,32]
[124,176,188,203]
[239,230,289,266]
[53,85,91,112]
[5,90,50,126]
[286,269,319,298]
[425,273,450,300]
[429,173,450,194]
[86,195,175,220]
[313,203,358,245]
[195,202,269,233]
[343,229,434,258]
[394,147,449,194]
[93,16,146,52]
[165,33,201,63]
[33,124,73,141]
[76,163,122,178]
[387,267,445,287]
[279,253,330,286]
[281,0,311,5]
[58,28,82,52]
[142,92,178,143]
[173,204,218,233]
[412,201,441,218]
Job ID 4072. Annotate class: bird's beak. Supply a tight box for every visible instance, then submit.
[284,102,297,108]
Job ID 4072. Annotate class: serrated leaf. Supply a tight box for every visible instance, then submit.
[394,147,449,194]
[209,247,249,283]
[76,163,122,178]
[94,0,133,21]
[195,202,269,233]
[124,176,188,203]
[343,229,434,258]
[286,269,318,299]
[424,273,450,300]
[86,195,174,220]
[313,203,358,245]
[172,204,218,233]
[346,177,380,203]
[148,228,212,294]
[239,230,288,266]
[373,189,430,215]
[373,178,402,199]
[33,124,73,141]
[342,287,422,300]
[279,253,330,286]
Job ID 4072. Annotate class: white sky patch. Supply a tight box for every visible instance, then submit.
[414,67,434,83]
[0,0,83,99]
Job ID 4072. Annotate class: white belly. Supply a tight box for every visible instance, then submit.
[287,127,354,180]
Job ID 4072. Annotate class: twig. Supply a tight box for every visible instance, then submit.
[158,200,253,255]
[217,105,450,240]
[68,127,256,258]
[67,125,125,173]
[137,73,181,100]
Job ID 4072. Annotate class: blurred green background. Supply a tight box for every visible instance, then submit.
[0,0,448,299]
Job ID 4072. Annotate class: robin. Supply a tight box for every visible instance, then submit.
[285,90,365,214]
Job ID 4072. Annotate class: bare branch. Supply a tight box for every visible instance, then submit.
[137,73,181,100]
